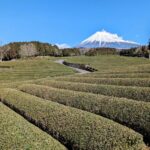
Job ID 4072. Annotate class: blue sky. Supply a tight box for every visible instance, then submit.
[0,0,150,46]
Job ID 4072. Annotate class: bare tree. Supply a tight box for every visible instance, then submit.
[19,43,38,58]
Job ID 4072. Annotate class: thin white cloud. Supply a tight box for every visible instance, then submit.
[56,43,70,49]
[0,39,8,46]
[0,39,4,46]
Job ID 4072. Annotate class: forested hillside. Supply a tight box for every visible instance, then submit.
[0,41,61,60]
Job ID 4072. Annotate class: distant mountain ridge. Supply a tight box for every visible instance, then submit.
[78,30,140,49]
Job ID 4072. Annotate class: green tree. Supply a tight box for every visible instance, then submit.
[148,39,150,50]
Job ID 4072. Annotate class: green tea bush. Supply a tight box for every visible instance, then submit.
[56,77,150,87]
[77,73,150,78]
[34,79,150,102]
[19,84,150,142]
[0,88,145,150]
[0,103,66,150]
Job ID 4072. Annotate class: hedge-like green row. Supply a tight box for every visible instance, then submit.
[19,84,150,142]
[0,103,66,150]
[55,77,150,87]
[0,88,145,150]
[34,79,150,102]
[77,73,150,78]
[91,69,150,74]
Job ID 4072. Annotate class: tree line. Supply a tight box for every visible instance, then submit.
[120,40,150,58]
[85,47,118,56]
[0,40,150,61]
[0,41,81,61]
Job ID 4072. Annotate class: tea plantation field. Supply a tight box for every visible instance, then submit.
[0,55,150,150]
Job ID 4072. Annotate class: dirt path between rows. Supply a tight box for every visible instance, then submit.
[55,59,90,74]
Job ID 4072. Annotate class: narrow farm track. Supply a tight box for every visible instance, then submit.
[55,59,91,74]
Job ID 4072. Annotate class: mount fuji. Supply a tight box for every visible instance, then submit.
[78,30,140,49]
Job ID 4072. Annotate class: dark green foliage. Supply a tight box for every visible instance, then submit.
[0,42,82,60]
[56,77,150,87]
[19,83,150,142]
[85,47,117,56]
[2,43,21,60]
[63,61,97,72]
[34,79,150,102]
[120,46,150,58]
[61,48,81,56]
[0,41,61,60]
[120,48,137,57]
[148,39,150,50]
[79,73,150,78]
[0,103,66,150]
[0,88,145,150]
[31,41,61,56]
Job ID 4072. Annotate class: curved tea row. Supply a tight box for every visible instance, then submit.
[0,88,146,150]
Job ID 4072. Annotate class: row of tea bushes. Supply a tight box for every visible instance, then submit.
[98,63,150,74]
[19,84,150,142]
[0,103,66,150]
[34,80,150,102]
[0,88,145,150]
[55,77,150,87]
[76,73,150,79]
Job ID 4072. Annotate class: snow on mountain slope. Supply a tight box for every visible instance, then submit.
[78,30,140,49]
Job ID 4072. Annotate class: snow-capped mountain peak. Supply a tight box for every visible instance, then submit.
[79,30,139,49]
